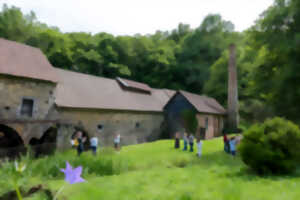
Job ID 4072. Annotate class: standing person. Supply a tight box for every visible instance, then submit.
[229,137,237,156]
[114,134,121,151]
[223,134,230,153]
[90,136,98,155]
[196,137,203,157]
[188,134,194,152]
[174,132,180,149]
[76,131,84,156]
[182,132,188,151]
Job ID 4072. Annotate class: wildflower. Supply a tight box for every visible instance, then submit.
[60,162,85,184]
[15,161,26,173]
[54,162,85,200]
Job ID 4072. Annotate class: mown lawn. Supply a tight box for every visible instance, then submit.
[1,137,300,200]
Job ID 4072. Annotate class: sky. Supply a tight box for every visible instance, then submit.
[1,0,274,36]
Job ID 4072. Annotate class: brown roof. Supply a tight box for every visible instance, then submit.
[151,89,175,106]
[178,90,226,115]
[55,69,167,112]
[0,38,58,83]
[116,77,152,93]
[163,89,176,98]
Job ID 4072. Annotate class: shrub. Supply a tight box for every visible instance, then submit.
[239,117,300,175]
[181,110,198,134]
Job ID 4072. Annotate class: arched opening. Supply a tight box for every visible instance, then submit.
[29,127,57,157]
[0,124,26,158]
[71,127,90,150]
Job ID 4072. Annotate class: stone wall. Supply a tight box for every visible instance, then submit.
[57,108,165,147]
[0,75,58,143]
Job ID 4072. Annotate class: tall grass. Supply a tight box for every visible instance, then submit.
[2,138,300,200]
[29,147,134,179]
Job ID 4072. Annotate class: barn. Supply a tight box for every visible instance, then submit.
[164,90,226,139]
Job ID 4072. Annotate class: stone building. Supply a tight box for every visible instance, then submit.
[0,38,59,157]
[54,69,170,149]
[0,38,226,157]
[164,90,226,139]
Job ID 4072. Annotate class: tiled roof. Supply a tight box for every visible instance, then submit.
[55,69,168,112]
[0,38,58,83]
[178,90,226,115]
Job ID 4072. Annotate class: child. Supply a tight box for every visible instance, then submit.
[229,137,237,156]
[174,132,180,149]
[90,136,98,155]
[182,132,188,151]
[196,137,203,157]
[114,134,121,151]
[188,134,194,152]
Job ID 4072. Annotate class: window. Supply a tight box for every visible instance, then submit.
[205,117,209,130]
[97,124,103,131]
[21,99,34,117]
[136,122,140,128]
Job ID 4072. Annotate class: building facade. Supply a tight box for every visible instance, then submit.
[0,39,59,157]
[0,38,226,157]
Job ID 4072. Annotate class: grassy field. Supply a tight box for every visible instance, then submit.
[1,137,300,200]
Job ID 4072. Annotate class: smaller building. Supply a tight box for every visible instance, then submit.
[164,90,226,139]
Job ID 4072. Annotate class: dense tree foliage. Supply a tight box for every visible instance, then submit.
[0,5,234,93]
[1,0,300,124]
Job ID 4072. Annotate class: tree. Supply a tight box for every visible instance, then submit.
[248,0,300,122]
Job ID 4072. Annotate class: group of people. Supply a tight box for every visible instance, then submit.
[223,134,242,156]
[71,131,121,156]
[174,132,203,157]
[174,131,242,158]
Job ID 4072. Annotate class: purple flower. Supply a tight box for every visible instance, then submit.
[60,162,85,184]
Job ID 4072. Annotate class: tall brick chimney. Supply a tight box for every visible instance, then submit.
[227,44,239,131]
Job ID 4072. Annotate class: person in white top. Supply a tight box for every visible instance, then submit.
[196,137,203,157]
[90,136,98,155]
[114,134,121,151]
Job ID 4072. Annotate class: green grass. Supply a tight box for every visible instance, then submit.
[1,137,300,200]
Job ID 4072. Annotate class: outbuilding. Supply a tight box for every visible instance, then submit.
[164,90,226,139]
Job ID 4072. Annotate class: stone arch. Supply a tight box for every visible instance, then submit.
[71,127,90,150]
[0,124,26,158]
[29,127,57,157]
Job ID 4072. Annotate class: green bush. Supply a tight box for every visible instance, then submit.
[239,117,300,175]
[181,110,198,134]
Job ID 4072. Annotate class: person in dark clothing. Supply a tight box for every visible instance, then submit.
[174,132,180,149]
[223,134,230,153]
[188,134,194,152]
[76,131,85,156]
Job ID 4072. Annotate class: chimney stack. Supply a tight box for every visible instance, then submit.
[227,44,239,131]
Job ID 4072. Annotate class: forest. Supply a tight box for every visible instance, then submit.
[0,0,299,126]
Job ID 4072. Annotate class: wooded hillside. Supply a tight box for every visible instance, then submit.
[1,0,299,125]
